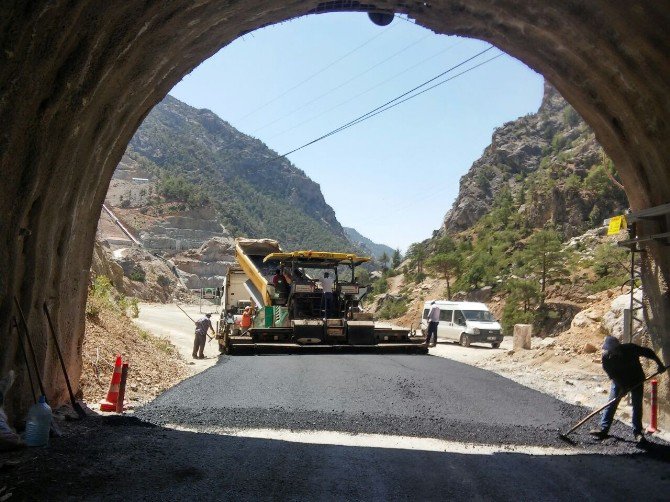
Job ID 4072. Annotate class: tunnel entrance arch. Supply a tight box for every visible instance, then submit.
[1,1,669,414]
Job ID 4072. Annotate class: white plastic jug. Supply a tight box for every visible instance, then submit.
[24,395,51,447]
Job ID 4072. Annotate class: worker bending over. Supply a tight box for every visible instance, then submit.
[193,313,214,359]
[590,336,666,442]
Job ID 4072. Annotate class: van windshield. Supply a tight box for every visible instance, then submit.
[463,310,496,322]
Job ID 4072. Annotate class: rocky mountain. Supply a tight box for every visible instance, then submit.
[379,82,631,337]
[343,227,395,260]
[442,82,627,237]
[121,95,356,252]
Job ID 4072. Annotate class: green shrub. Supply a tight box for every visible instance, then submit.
[405,271,426,284]
[564,174,581,191]
[86,275,140,319]
[91,275,113,297]
[85,296,104,319]
[587,244,629,293]
[156,175,210,207]
[377,298,408,320]
[157,274,172,288]
[129,269,146,282]
[119,296,140,318]
[372,277,388,294]
[563,106,580,127]
[551,133,568,152]
[476,171,490,191]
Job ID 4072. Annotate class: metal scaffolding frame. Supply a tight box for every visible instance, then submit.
[617,203,670,342]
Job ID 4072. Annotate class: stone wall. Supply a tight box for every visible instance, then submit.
[1,1,669,417]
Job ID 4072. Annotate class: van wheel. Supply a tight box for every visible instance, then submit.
[491,342,500,349]
[460,334,470,347]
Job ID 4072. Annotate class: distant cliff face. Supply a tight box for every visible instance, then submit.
[443,83,627,237]
[124,95,353,252]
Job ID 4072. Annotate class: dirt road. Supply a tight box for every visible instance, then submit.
[134,302,221,371]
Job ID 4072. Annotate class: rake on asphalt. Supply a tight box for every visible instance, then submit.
[558,365,669,443]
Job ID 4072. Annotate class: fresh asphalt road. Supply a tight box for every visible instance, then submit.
[141,353,585,446]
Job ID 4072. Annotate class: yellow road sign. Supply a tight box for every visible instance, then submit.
[607,215,627,235]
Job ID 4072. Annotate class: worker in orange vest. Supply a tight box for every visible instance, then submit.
[241,306,252,332]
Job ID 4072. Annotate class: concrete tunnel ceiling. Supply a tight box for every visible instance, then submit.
[1,0,670,413]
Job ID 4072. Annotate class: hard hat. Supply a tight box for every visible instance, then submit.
[244,306,250,311]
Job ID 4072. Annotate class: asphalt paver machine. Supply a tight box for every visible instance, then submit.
[217,238,425,354]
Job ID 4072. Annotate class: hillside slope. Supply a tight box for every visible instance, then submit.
[344,227,395,260]
[123,95,354,252]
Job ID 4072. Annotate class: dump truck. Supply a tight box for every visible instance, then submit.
[217,238,426,353]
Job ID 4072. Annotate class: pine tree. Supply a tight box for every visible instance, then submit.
[501,278,541,334]
[379,251,389,271]
[521,228,567,302]
[426,252,461,299]
[407,242,427,275]
[392,248,402,268]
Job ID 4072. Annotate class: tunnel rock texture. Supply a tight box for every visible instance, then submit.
[1,1,670,416]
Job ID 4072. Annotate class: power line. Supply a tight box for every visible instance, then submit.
[173,41,465,162]
[332,53,504,133]
[234,22,397,122]
[265,40,464,141]
[251,32,433,134]
[267,46,497,162]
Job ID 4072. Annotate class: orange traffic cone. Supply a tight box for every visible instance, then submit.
[100,355,123,412]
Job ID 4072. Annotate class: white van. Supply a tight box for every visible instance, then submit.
[420,300,503,348]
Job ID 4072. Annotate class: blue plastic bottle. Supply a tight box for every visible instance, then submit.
[24,395,52,447]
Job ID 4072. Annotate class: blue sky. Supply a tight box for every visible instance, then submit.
[171,12,544,252]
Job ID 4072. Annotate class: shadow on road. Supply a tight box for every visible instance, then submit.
[1,415,669,500]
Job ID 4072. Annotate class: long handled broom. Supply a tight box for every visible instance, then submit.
[175,302,213,341]
[43,302,87,419]
[559,365,669,442]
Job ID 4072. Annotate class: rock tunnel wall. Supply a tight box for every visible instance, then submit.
[1,1,669,417]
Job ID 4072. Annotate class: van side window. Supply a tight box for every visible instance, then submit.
[454,311,466,325]
[422,308,429,319]
[439,309,452,322]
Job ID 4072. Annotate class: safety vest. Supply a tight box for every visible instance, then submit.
[241,311,252,329]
